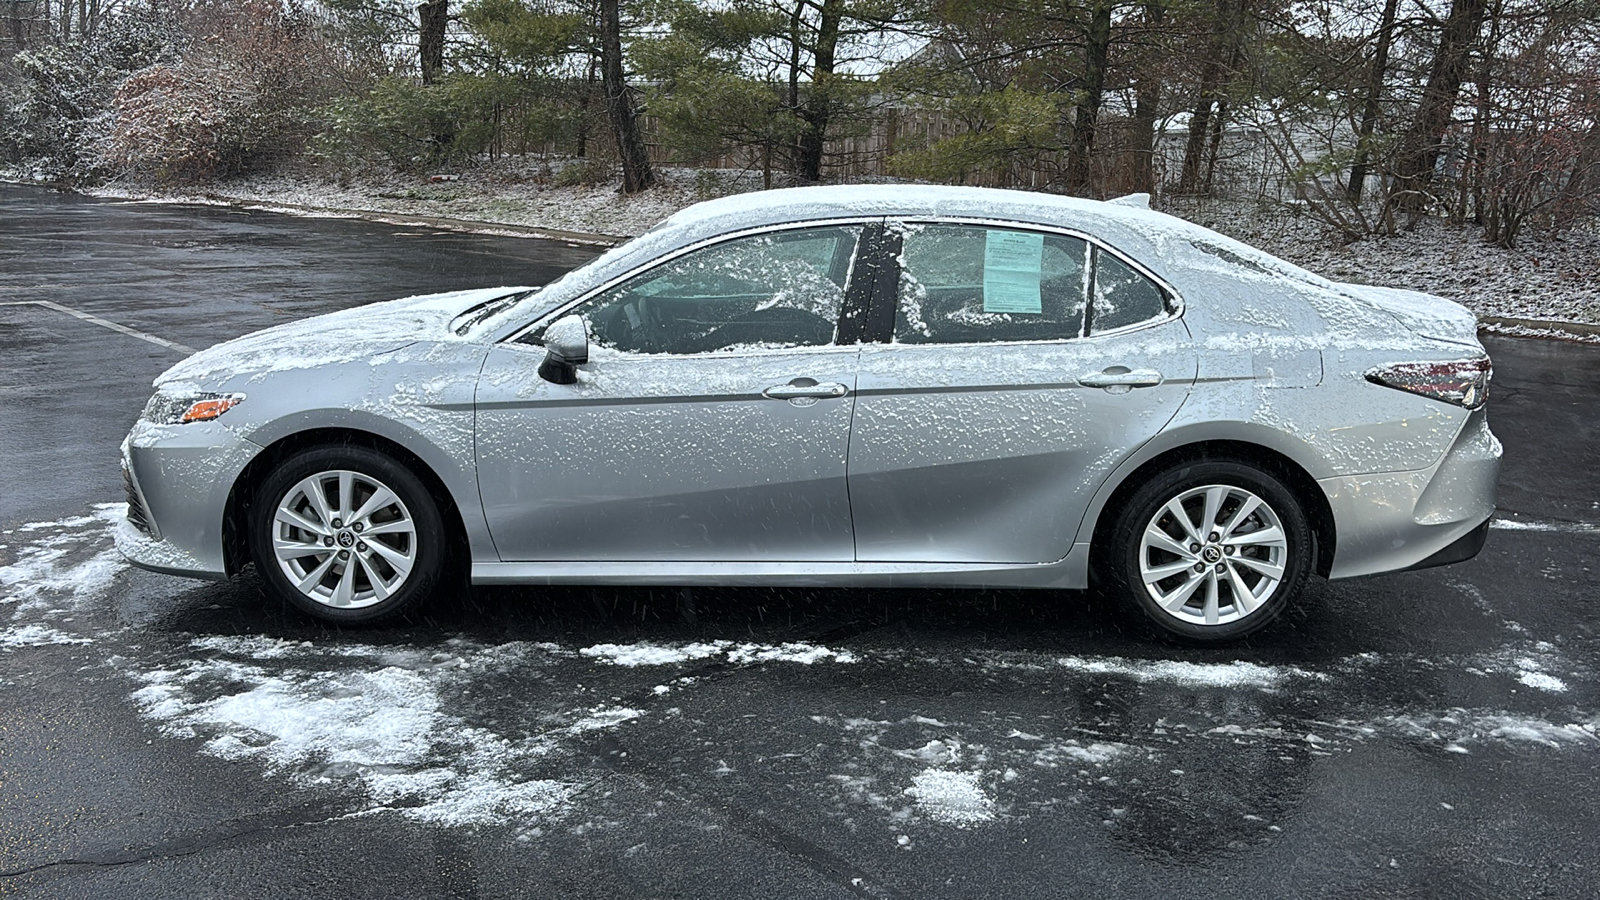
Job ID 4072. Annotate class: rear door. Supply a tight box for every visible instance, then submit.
[476,222,875,562]
[847,220,1198,564]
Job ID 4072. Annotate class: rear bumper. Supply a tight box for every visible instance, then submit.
[1321,408,1500,579]
[1401,517,1491,572]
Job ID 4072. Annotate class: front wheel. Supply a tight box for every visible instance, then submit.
[248,445,446,624]
[1103,460,1312,643]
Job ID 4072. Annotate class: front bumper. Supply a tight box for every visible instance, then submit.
[116,421,263,580]
[1321,408,1501,578]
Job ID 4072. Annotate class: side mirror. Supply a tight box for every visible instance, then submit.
[538,314,589,385]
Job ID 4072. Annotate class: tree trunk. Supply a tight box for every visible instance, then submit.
[1466,0,1501,226]
[1178,86,1218,193]
[419,0,448,86]
[1065,0,1114,196]
[1128,2,1167,196]
[1347,0,1399,202]
[576,53,598,158]
[795,0,845,183]
[1179,0,1246,195]
[8,0,24,50]
[599,0,655,193]
[1204,94,1229,193]
[1552,120,1600,233]
[786,0,803,121]
[1389,0,1490,212]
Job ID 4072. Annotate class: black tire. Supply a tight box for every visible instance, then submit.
[249,445,446,625]
[1101,460,1311,644]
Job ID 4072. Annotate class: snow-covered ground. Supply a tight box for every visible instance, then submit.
[60,160,1600,335]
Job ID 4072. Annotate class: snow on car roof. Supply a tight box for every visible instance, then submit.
[653,184,1332,291]
[512,184,1345,341]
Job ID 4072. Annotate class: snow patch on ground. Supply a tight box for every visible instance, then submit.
[1464,641,1575,694]
[580,639,857,667]
[905,769,994,826]
[1055,655,1321,689]
[1519,671,1568,692]
[1377,711,1598,750]
[83,162,759,243]
[1491,517,1600,534]
[127,637,613,828]
[0,504,127,623]
[0,623,94,648]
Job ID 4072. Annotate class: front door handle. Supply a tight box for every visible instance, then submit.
[763,378,849,400]
[1079,367,1164,389]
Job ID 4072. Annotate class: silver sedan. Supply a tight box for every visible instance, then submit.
[117,186,1500,642]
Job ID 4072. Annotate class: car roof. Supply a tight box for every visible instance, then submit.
[650,185,1330,293]
[662,185,1162,254]
[522,185,1337,327]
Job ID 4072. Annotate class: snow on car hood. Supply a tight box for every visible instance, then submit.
[155,286,538,387]
[1335,283,1483,348]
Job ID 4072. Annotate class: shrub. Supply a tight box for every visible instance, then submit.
[100,1,336,185]
[0,5,182,182]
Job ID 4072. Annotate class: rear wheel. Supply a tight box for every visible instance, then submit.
[1103,460,1311,643]
[248,445,445,624]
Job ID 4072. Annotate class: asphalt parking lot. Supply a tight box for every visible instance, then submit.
[2,184,1597,899]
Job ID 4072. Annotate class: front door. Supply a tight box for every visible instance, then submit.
[475,223,870,562]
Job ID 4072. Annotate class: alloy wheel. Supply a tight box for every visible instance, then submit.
[1137,484,1288,627]
[270,469,417,609]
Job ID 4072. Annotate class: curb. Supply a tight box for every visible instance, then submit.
[0,179,628,247]
[211,198,628,247]
[1479,316,1600,342]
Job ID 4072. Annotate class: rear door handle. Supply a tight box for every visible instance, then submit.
[763,378,849,400]
[1079,368,1164,389]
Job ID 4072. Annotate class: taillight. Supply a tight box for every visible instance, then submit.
[1365,357,1491,409]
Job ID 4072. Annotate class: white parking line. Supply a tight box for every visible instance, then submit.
[0,300,196,354]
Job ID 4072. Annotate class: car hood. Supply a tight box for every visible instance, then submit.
[1335,283,1483,348]
[155,286,538,388]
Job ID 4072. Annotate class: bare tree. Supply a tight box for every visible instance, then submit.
[1347,0,1400,202]
[1389,0,1490,212]
[1177,0,1247,194]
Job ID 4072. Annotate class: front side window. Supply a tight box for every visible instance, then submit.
[555,225,860,356]
[894,224,1089,344]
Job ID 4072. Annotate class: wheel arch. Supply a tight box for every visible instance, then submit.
[1082,432,1337,581]
[222,427,475,578]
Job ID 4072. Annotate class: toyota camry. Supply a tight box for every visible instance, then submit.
[117,185,1500,642]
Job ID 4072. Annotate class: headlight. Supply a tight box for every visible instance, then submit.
[142,390,247,424]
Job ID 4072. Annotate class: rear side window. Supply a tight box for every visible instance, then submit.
[893,224,1089,344]
[1091,252,1169,333]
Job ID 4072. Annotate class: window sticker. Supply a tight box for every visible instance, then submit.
[982,230,1044,314]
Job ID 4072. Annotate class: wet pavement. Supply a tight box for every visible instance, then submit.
[1,184,1597,898]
